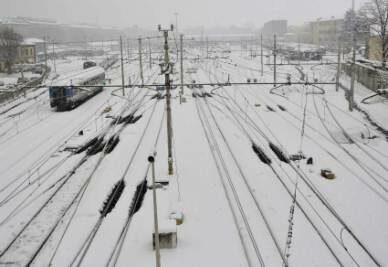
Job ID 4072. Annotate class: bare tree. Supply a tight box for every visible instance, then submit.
[341,9,369,44]
[360,0,388,67]
[0,26,23,73]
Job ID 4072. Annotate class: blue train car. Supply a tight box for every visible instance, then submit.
[49,66,105,111]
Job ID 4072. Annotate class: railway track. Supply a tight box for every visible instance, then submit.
[200,60,381,265]
[0,67,160,266]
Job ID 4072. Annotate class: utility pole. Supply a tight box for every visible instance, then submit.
[120,36,125,96]
[336,40,341,91]
[138,38,144,86]
[250,38,253,60]
[174,12,179,36]
[158,24,175,175]
[85,38,88,61]
[126,39,129,63]
[273,34,277,87]
[261,33,263,76]
[52,41,56,73]
[298,36,301,66]
[349,0,356,111]
[43,36,48,69]
[180,34,184,98]
[128,39,132,62]
[148,38,152,69]
[206,36,209,59]
[148,155,161,267]
[200,29,204,57]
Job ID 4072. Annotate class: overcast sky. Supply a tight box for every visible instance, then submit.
[1,0,368,29]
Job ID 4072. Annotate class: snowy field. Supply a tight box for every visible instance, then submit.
[0,46,387,267]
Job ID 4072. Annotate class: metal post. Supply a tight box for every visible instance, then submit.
[180,34,184,97]
[119,36,125,96]
[174,12,179,37]
[138,38,144,86]
[349,0,356,111]
[148,38,152,69]
[336,40,341,91]
[273,34,277,87]
[85,38,88,61]
[298,37,301,66]
[43,36,48,69]
[128,39,132,62]
[261,34,263,76]
[250,38,253,60]
[52,42,56,73]
[206,36,209,59]
[148,155,161,267]
[126,39,130,63]
[159,27,174,175]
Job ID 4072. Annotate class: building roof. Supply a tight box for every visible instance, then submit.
[22,38,45,45]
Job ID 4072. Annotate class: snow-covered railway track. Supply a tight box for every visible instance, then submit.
[0,87,155,266]
[194,92,265,267]
[197,59,382,266]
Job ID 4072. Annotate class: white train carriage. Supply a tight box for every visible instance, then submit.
[49,66,105,111]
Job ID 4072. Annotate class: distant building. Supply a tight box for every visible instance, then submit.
[0,38,40,72]
[285,23,313,43]
[262,20,287,37]
[0,16,123,42]
[311,18,343,48]
[23,38,46,62]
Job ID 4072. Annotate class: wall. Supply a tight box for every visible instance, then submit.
[342,62,388,92]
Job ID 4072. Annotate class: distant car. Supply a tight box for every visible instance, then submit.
[321,169,335,179]
[83,61,97,69]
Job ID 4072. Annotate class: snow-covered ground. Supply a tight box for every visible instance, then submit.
[0,46,387,267]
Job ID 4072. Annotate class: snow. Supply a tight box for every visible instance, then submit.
[51,66,105,87]
[0,44,388,267]
[23,38,45,45]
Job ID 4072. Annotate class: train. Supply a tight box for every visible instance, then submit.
[49,66,105,111]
